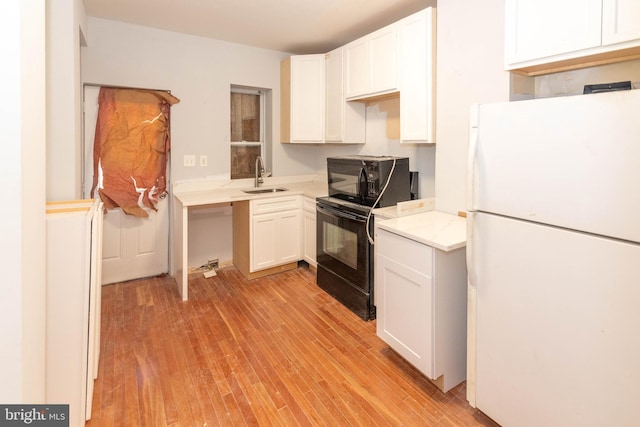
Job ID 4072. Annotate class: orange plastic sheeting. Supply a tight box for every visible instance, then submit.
[91,88,180,217]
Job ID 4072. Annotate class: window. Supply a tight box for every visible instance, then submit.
[230,86,265,179]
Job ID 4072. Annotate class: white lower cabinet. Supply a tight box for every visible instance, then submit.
[375,227,467,393]
[233,195,302,279]
[302,196,317,267]
[252,208,301,271]
[46,199,103,426]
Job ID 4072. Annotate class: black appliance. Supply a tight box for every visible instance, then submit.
[409,171,419,200]
[326,155,410,208]
[317,156,411,320]
[583,80,631,94]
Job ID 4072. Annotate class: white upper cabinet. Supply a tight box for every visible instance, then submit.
[505,0,601,66]
[281,54,325,143]
[506,0,640,75]
[602,0,640,45]
[399,8,436,144]
[281,7,436,144]
[325,47,366,143]
[344,23,399,100]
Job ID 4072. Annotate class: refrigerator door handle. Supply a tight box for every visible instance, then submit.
[466,211,476,289]
[467,105,479,212]
[465,210,477,407]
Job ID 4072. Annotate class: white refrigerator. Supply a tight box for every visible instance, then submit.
[466,89,640,427]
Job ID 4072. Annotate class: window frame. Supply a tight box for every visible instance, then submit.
[230,86,265,150]
[230,86,267,180]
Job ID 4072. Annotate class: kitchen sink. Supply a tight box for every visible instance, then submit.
[242,187,288,194]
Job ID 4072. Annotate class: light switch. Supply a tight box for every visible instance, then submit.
[184,155,196,167]
[200,155,208,167]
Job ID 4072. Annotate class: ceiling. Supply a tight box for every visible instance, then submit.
[83,0,436,55]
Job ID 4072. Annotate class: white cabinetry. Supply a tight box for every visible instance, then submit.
[344,23,399,100]
[399,8,436,144]
[302,196,317,267]
[506,0,640,75]
[325,47,366,143]
[602,0,640,44]
[281,55,325,143]
[505,0,601,66]
[233,195,302,279]
[46,199,103,425]
[375,226,466,393]
[280,7,436,144]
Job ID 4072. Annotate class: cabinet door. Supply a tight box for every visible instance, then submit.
[277,210,302,263]
[376,228,435,378]
[325,47,366,144]
[399,8,435,144]
[344,38,370,99]
[252,212,279,271]
[290,55,325,142]
[369,24,399,95]
[325,47,344,142]
[505,0,602,66]
[303,208,316,266]
[376,253,435,377]
[602,0,640,45]
[344,24,398,100]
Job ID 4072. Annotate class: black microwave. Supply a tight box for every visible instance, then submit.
[326,155,410,208]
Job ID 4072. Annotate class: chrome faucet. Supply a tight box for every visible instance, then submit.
[255,156,270,187]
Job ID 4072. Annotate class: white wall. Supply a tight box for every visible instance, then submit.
[435,0,511,214]
[46,0,87,200]
[0,0,47,403]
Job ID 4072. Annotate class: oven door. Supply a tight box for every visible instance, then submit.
[316,202,370,290]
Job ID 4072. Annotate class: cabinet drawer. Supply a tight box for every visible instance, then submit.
[376,227,433,276]
[251,195,301,215]
[303,196,316,212]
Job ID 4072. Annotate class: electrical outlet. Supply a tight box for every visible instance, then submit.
[184,155,196,167]
[200,155,208,167]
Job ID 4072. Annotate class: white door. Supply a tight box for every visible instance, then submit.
[83,85,169,284]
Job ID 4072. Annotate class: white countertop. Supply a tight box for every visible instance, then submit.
[173,175,328,207]
[376,210,467,252]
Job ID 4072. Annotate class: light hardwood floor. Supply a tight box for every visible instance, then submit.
[86,265,499,426]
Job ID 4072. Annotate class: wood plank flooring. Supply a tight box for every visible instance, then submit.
[86,265,499,427]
